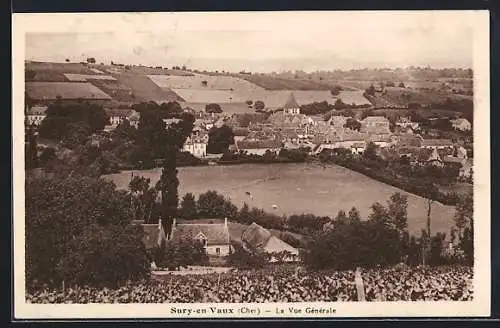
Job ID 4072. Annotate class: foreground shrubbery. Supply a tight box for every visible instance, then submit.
[26,265,472,303]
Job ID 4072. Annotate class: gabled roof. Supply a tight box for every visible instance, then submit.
[263,236,299,255]
[241,222,273,251]
[283,92,300,109]
[171,222,230,246]
[421,139,454,147]
[236,139,282,150]
[105,108,134,117]
[28,106,48,115]
[137,223,166,250]
[361,116,389,123]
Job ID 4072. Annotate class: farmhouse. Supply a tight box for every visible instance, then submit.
[396,116,420,130]
[235,139,282,156]
[350,142,366,155]
[25,82,113,106]
[128,111,140,128]
[131,219,167,268]
[26,106,48,126]
[450,118,472,132]
[360,116,391,134]
[104,108,137,127]
[169,218,232,257]
[241,223,299,262]
[163,118,182,129]
[421,138,454,150]
[183,131,208,158]
[327,115,348,128]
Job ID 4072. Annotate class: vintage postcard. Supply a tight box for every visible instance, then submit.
[13,11,490,319]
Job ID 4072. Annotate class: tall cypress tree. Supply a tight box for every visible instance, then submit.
[160,144,178,237]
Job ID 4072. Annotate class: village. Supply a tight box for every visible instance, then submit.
[22,17,476,305]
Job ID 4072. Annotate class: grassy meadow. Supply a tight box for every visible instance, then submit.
[103,163,457,237]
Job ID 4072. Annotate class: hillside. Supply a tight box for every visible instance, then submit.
[24,62,472,116]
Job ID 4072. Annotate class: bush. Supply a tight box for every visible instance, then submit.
[227,245,267,269]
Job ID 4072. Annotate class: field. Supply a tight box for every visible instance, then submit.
[25,82,112,100]
[338,91,372,106]
[103,163,457,237]
[239,74,334,91]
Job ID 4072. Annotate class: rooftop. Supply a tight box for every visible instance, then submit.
[283,92,300,109]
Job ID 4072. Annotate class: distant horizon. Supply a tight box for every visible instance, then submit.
[25,59,473,75]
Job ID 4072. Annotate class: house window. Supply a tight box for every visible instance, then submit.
[216,247,221,255]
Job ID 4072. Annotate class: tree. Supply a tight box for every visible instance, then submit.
[158,149,179,236]
[331,85,342,96]
[201,80,208,87]
[159,237,208,270]
[25,173,146,288]
[344,118,361,131]
[65,58,70,63]
[386,192,408,236]
[399,82,406,88]
[207,125,234,154]
[197,190,237,218]
[205,103,222,114]
[348,207,361,223]
[39,102,109,141]
[25,125,38,170]
[25,69,36,81]
[57,224,148,288]
[87,57,96,64]
[454,193,473,241]
[245,100,253,106]
[364,142,379,161]
[179,193,198,219]
[365,84,376,96]
[334,98,347,110]
[254,100,265,111]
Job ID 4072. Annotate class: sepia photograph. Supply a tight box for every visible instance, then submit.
[13,11,490,319]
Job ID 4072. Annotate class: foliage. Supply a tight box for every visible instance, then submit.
[299,101,334,115]
[205,103,222,113]
[156,237,208,270]
[302,194,406,270]
[25,173,147,288]
[227,245,267,269]
[25,126,38,169]
[254,100,265,111]
[39,102,109,141]
[344,117,361,131]
[56,224,149,288]
[365,84,376,96]
[334,98,347,110]
[454,193,473,264]
[197,190,238,219]
[179,193,198,219]
[330,85,342,96]
[207,126,234,154]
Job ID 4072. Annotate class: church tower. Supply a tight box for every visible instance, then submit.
[283,92,300,115]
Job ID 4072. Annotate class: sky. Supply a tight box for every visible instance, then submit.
[24,11,475,73]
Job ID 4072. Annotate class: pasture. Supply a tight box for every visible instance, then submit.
[103,163,457,237]
[338,91,372,106]
[25,82,112,100]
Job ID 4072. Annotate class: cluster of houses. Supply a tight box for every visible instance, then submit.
[25,91,472,179]
[132,218,300,268]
